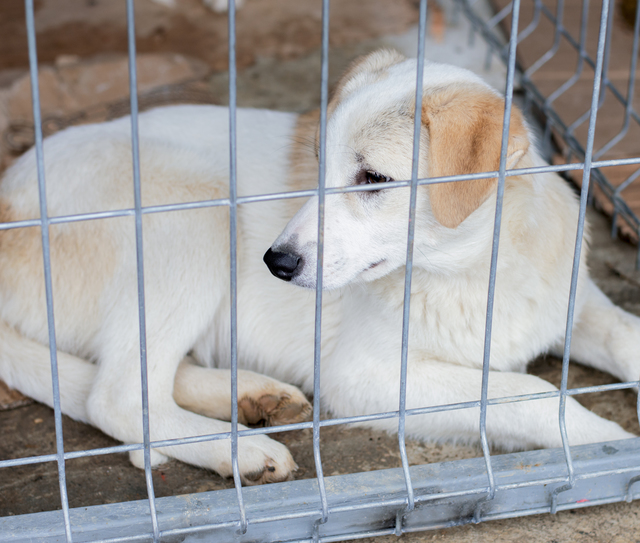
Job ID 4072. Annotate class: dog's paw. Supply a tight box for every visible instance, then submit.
[238,386,311,427]
[235,435,297,485]
[128,448,170,469]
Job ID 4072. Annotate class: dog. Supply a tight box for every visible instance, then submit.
[0,50,638,485]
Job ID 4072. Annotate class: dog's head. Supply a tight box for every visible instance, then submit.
[264,50,531,289]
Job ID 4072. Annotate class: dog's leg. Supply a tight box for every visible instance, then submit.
[559,279,640,385]
[322,354,635,450]
[0,320,296,483]
[173,359,311,426]
[0,320,95,422]
[86,339,297,484]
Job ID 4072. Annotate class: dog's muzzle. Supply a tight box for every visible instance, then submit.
[263,248,303,281]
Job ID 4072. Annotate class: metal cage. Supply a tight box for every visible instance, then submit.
[0,0,639,541]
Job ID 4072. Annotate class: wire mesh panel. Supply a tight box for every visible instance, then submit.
[0,0,639,542]
[460,0,640,265]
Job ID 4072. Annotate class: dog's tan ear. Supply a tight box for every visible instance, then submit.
[423,85,529,229]
[327,49,406,117]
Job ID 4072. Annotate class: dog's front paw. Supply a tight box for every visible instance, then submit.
[235,435,297,485]
[239,386,311,426]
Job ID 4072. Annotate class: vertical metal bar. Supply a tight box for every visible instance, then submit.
[227,0,248,534]
[24,1,73,540]
[475,0,522,521]
[551,0,611,514]
[395,0,428,534]
[125,0,160,540]
[312,0,331,530]
[637,377,640,435]
[627,475,640,502]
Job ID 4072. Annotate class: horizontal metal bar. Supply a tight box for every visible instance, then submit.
[2,379,638,471]
[1,156,640,232]
[2,438,638,543]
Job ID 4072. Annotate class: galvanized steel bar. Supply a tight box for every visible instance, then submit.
[1,376,638,473]
[312,0,331,530]
[125,0,160,539]
[395,0,428,529]
[24,1,73,540]
[226,0,248,534]
[3,1,640,540]
[0,156,638,236]
[475,0,522,520]
[2,438,639,542]
[552,0,612,514]
[459,0,640,257]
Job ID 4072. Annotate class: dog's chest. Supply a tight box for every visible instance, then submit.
[361,271,570,373]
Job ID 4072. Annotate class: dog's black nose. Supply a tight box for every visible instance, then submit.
[263,248,302,281]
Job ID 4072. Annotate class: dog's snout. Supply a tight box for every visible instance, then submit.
[263,248,302,281]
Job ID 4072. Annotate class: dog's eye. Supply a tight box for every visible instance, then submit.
[354,169,393,192]
[365,171,392,184]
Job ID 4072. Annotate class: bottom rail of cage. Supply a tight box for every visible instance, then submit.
[2,437,639,543]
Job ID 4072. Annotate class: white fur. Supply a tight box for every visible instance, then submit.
[150,0,245,13]
[0,54,638,483]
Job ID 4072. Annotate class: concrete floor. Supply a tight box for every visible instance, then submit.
[1,0,640,541]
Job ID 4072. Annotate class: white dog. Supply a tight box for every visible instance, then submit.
[0,50,638,485]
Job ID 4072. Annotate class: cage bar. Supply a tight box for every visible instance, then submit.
[395,0,429,532]
[23,0,73,540]
[1,438,639,543]
[124,1,161,540]
[458,0,640,263]
[310,0,332,534]
[1,0,639,541]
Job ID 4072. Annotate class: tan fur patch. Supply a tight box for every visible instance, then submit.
[284,110,321,215]
[288,110,320,191]
[422,85,529,228]
[0,200,117,341]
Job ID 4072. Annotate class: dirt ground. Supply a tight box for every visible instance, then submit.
[1,0,640,542]
[0,0,419,74]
